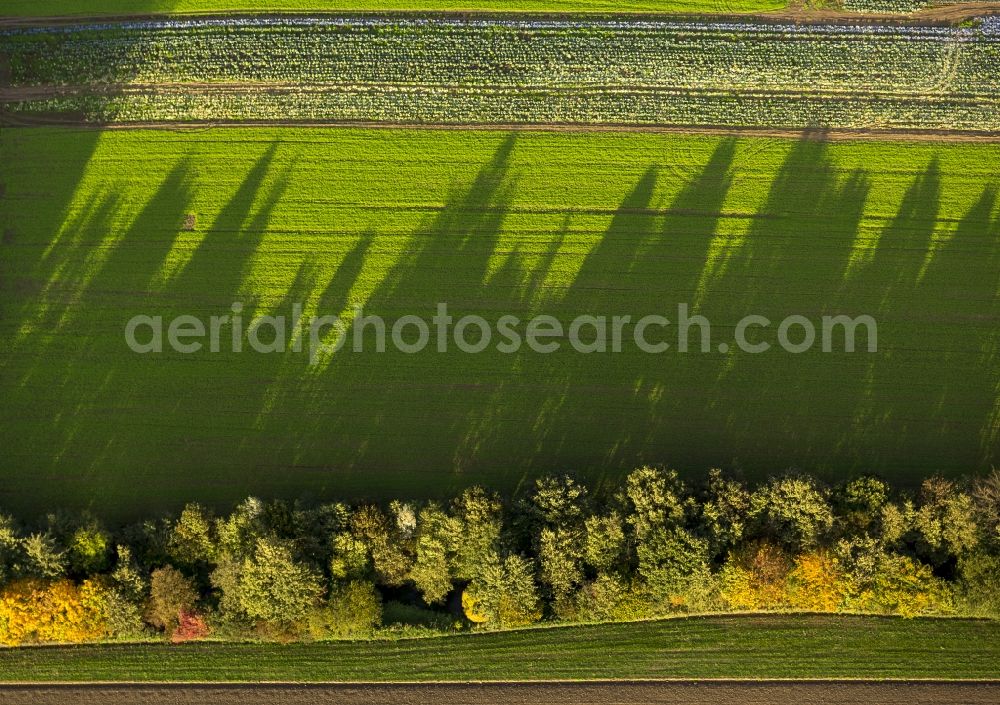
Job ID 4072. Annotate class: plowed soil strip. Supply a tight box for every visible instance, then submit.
[2,681,1000,705]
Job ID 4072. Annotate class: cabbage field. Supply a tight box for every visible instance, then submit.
[3,16,1000,129]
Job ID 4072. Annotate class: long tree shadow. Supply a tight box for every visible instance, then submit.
[687,136,873,474]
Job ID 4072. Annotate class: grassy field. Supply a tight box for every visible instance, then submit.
[2,0,787,19]
[1,128,998,518]
[0,615,998,681]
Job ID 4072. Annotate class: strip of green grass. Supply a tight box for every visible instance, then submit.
[1,128,998,519]
[0,615,997,681]
[2,0,786,20]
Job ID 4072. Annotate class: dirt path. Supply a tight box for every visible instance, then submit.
[2,681,1000,705]
[3,111,1000,142]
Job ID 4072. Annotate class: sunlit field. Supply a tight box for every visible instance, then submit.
[0,128,996,517]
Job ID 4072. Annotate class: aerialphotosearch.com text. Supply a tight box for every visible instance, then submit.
[125,303,878,365]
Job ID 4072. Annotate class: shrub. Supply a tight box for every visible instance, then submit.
[575,573,652,623]
[956,551,1000,617]
[309,580,382,639]
[0,578,109,645]
[786,550,850,612]
[146,566,197,633]
[171,609,210,643]
[719,542,791,611]
[463,553,541,629]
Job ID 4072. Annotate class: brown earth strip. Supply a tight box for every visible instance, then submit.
[2,681,1000,705]
[2,111,1000,143]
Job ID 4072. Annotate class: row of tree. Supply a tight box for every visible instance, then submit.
[1,468,999,645]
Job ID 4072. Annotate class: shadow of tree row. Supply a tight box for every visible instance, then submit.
[1,128,998,517]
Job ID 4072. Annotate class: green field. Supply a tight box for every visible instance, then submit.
[2,0,786,19]
[0,615,997,681]
[1,128,998,518]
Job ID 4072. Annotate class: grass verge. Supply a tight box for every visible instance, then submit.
[0,615,998,681]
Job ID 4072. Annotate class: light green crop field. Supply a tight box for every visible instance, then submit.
[1,0,786,19]
[1,128,998,518]
[1,615,998,681]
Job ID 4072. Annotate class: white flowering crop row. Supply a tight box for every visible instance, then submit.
[3,17,998,130]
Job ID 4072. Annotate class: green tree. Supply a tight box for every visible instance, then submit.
[311,580,383,639]
[835,476,890,535]
[451,487,504,582]
[971,470,1000,548]
[463,553,541,629]
[696,469,750,558]
[68,521,110,576]
[215,497,265,557]
[636,526,712,608]
[0,514,25,582]
[524,475,589,531]
[232,537,324,627]
[912,477,979,566]
[624,466,690,539]
[750,476,833,550]
[167,503,216,569]
[538,526,585,613]
[407,503,459,605]
[22,532,66,579]
[110,545,148,603]
[956,551,1000,617]
[350,505,413,587]
[584,512,626,575]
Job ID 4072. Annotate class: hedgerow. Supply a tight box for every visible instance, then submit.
[0,468,998,646]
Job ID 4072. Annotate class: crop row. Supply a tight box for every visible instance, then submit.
[4,20,1000,96]
[11,86,1000,130]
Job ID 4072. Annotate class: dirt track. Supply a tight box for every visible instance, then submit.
[2,681,1000,705]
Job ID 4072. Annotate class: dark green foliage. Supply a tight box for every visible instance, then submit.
[68,521,111,576]
[464,553,542,629]
[911,477,979,566]
[972,470,1000,549]
[212,537,324,628]
[749,476,834,551]
[312,581,383,639]
[696,469,750,559]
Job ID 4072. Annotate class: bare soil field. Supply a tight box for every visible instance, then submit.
[3,681,1000,705]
